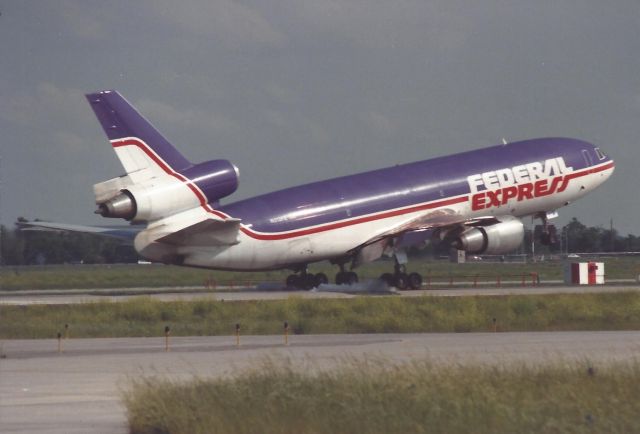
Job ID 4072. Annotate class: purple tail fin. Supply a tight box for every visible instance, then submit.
[85,90,191,172]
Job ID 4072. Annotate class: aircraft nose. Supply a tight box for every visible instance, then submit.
[596,154,615,184]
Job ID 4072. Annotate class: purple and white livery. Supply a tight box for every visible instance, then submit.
[32,90,616,289]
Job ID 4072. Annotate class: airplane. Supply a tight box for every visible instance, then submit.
[23,90,615,290]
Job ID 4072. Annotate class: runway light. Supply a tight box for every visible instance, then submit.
[284,321,289,346]
[164,326,171,352]
[235,323,240,347]
[57,332,63,353]
[64,324,69,340]
[492,318,497,333]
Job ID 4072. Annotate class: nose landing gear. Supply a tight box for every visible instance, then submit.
[536,211,558,246]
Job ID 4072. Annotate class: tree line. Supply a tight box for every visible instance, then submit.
[1,217,640,266]
[1,218,138,266]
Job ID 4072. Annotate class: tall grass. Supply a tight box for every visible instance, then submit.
[0,264,246,291]
[124,358,640,434]
[2,292,640,339]
[2,256,639,290]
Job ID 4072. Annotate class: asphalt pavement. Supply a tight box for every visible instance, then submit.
[2,331,640,434]
[1,283,638,305]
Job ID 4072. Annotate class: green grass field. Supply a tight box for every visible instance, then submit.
[124,358,640,434]
[2,291,640,339]
[2,256,639,291]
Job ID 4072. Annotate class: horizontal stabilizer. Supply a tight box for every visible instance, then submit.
[17,221,140,242]
[156,218,241,246]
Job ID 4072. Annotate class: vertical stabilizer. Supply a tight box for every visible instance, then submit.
[85,90,192,175]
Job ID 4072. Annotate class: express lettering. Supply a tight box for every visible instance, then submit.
[467,157,573,211]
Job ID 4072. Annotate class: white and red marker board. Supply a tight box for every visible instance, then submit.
[564,262,605,285]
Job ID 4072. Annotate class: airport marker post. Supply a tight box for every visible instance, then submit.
[57,332,63,353]
[64,323,69,340]
[284,321,289,346]
[164,326,171,352]
[492,318,497,333]
[235,323,240,347]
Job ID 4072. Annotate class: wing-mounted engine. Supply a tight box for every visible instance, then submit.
[441,216,525,255]
[94,159,239,223]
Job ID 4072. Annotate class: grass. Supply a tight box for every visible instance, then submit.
[0,264,250,291]
[2,291,640,339]
[1,256,640,291]
[123,358,640,434]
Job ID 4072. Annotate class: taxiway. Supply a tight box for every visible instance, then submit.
[1,331,639,434]
[0,284,638,305]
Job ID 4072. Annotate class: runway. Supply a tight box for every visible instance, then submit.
[1,283,638,305]
[1,331,639,434]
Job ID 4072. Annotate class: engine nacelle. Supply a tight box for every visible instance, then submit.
[96,159,239,222]
[181,159,239,203]
[452,217,524,255]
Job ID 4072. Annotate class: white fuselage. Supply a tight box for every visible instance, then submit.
[136,159,613,271]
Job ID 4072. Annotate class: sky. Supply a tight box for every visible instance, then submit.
[0,1,638,234]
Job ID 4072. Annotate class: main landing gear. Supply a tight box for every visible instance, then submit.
[335,263,358,285]
[285,262,360,290]
[379,263,423,290]
[285,268,328,290]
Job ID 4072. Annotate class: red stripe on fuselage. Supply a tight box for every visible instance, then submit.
[470,161,615,211]
[112,138,614,241]
[240,196,469,241]
[111,138,228,220]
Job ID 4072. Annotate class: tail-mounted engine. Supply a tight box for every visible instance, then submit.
[95,159,239,223]
[443,216,525,255]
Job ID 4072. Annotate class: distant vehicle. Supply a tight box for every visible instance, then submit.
[567,253,581,258]
[23,90,615,289]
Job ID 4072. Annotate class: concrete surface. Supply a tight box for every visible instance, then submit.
[1,284,638,305]
[1,331,640,433]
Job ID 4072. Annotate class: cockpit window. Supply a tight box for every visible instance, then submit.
[594,147,606,160]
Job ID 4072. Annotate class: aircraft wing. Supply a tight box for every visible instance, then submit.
[350,210,501,266]
[155,218,242,246]
[17,221,140,242]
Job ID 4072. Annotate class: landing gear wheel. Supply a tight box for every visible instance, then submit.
[302,273,316,290]
[336,271,358,285]
[408,272,423,290]
[394,273,408,290]
[380,273,394,286]
[314,273,329,287]
[286,274,301,289]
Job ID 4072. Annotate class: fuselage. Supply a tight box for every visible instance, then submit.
[174,138,614,270]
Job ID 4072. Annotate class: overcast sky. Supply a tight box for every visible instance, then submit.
[1,1,638,234]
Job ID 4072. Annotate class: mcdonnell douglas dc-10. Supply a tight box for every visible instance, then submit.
[25,90,615,289]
